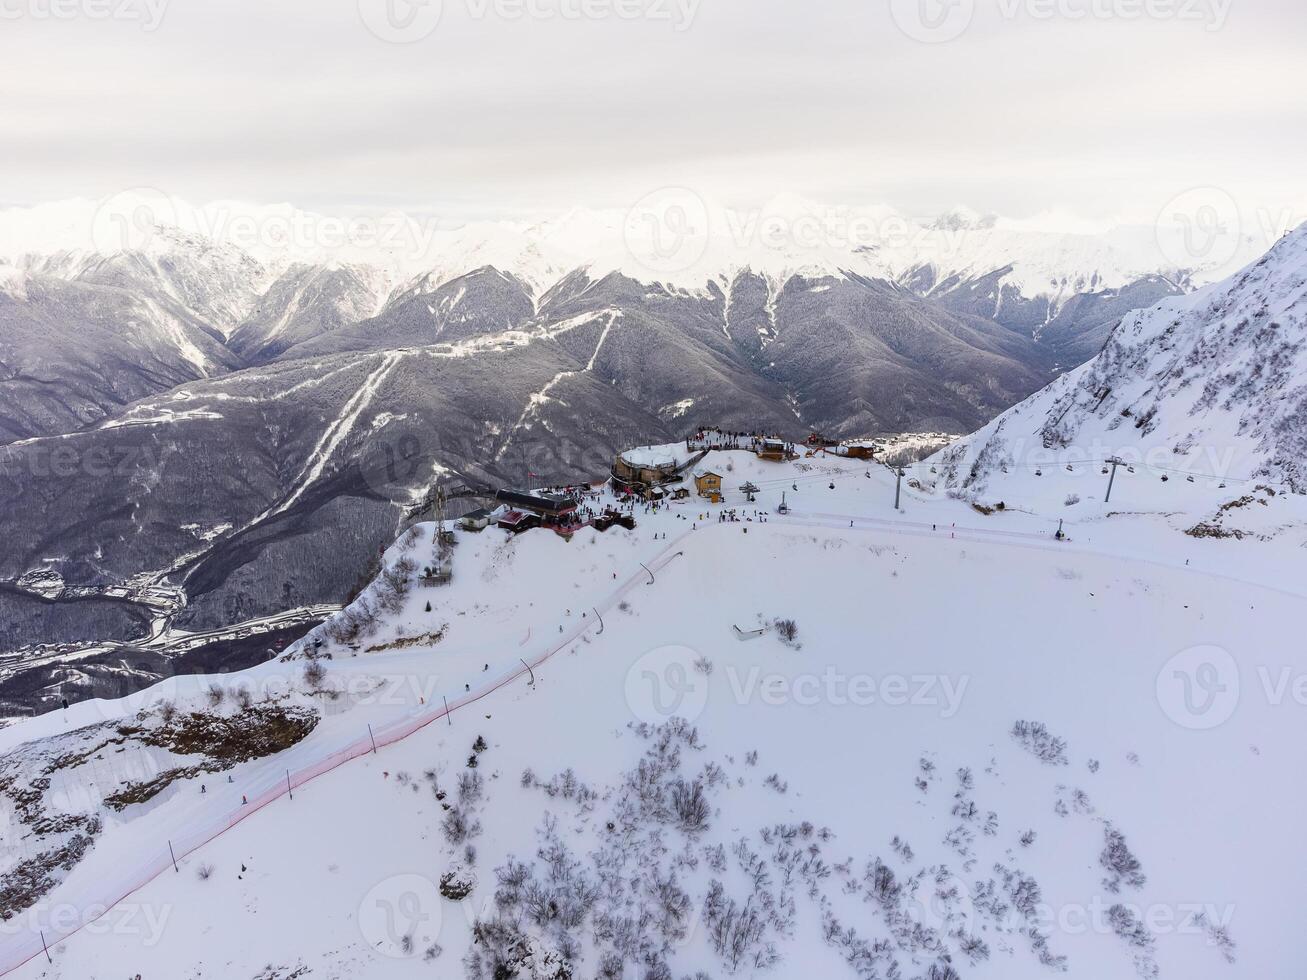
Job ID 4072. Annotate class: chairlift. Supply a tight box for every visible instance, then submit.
[1186,475,1195,483]
[1066,464,1074,472]
[1219,482,1227,489]
[1127,466,1135,474]
[1161,475,1169,482]
[1035,468,1043,477]
[1101,466,1109,475]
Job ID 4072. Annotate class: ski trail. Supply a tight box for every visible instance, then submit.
[584,310,618,370]
[494,311,620,462]
[240,351,405,530]
[721,276,733,341]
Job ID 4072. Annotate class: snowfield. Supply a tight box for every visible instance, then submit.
[0,444,1303,980]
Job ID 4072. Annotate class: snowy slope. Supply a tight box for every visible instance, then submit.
[930,224,1307,498]
[0,446,1303,979]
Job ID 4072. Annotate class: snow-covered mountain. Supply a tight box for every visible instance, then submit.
[0,445,1302,979]
[931,224,1307,497]
[0,205,1290,705]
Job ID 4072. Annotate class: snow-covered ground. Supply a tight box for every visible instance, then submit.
[0,444,1303,980]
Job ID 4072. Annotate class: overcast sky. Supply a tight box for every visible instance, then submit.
[1,0,1304,228]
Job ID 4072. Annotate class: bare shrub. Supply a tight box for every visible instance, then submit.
[773,619,799,645]
[303,660,326,690]
[1100,825,1146,893]
[704,882,775,973]
[196,863,214,881]
[1010,720,1068,765]
[669,779,710,834]
[440,865,477,900]
[205,684,226,708]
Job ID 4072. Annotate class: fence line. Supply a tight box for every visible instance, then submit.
[0,532,693,976]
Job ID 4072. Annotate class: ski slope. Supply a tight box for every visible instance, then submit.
[1,448,1304,979]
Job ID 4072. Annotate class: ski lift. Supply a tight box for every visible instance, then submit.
[1035,468,1043,477]
[1127,466,1135,474]
[1219,482,1227,489]
[1161,474,1170,482]
[828,482,835,490]
[930,465,937,474]
[1186,475,1195,483]
[1101,466,1109,475]
[1066,464,1074,472]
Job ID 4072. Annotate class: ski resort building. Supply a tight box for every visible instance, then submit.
[834,441,878,460]
[756,438,793,461]
[494,490,578,519]
[694,471,723,501]
[457,508,492,531]
[611,445,708,493]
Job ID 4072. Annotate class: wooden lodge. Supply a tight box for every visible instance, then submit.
[756,438,791,461]
[694,470,723,501]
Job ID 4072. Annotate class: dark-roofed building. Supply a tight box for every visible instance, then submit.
[458,508,493,531]
[495,489,578,517]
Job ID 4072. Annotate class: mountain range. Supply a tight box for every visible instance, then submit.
[0,201,1282,701]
